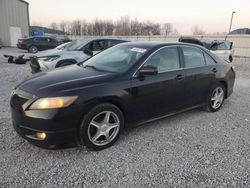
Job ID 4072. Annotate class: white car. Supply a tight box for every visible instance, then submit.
[179,37,234,62]
[201,39,234,62]
[30,38,128,73]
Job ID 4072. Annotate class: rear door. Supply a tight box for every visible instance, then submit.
[181,46,217,107]
[130,46,186,122]
[34,37,49,50]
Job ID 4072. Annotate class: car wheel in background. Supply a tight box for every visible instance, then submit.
[79,103,124,150]
[28,46,38,53]
[205,83,225,112]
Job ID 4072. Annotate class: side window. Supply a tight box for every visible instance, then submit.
[34,37,47,42]
[107,40,120,48]
[90,41,105,51]
[49,38,57,43]
[204,53,216,65]
[143,47,180,73]
[182,47,206,68]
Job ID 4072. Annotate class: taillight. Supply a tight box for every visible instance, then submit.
[18,39,24,44]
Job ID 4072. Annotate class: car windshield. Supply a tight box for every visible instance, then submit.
[81,45,149,73]
[65,39,90,51]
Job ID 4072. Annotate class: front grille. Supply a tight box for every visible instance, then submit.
[10,89,32,110]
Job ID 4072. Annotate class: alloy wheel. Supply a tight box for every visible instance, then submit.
[210,87,224,109]
[87,111,120,146]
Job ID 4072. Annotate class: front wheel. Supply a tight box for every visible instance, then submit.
[205,83,225,112]
[79,103,124,150]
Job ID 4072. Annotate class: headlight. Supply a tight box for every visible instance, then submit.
[29,96,78,110]
[38,56,60,62]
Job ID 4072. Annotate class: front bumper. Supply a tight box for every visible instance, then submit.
[12,118,78,149]
[10,92,83,149]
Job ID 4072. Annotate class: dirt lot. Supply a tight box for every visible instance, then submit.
[0,48,250,187]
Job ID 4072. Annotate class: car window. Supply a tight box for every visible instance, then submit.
[107,40,121,48]
[143,47,180,73]
[66,39,90,51]
[182,47,205,68]
[90,41,106,51]
[211,42,230,51]
[204,52,216,65]
[83,45,150,73]
[49,38,57,43]
[34,37,48,42]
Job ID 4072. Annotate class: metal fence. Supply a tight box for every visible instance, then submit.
[70,35,250,58]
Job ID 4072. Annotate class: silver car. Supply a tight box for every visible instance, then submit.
[201,39,234,62]
[179,37,234,62]
[30,38,128,73]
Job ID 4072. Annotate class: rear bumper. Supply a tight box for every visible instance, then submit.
[17,44,27,50]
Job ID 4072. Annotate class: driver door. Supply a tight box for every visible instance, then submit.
[129,46,186,123]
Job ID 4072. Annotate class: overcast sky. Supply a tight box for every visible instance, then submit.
[27,0,250,34]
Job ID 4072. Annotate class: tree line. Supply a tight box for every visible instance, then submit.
[48,16,179,36]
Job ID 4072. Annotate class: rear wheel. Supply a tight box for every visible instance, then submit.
[28,46,38,53]
[205,83,225,112]
[79,103,124,150]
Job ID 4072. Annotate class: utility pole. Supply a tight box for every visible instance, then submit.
[228,11,236,34]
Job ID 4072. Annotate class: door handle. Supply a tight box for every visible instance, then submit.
[212,68,217,73]
[176,74,184,80]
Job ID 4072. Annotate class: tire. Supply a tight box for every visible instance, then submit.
[205,83,225,112]
[79,103,124,151]
[28,46,38,53]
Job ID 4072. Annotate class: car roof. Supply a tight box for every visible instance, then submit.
[118,41,206,48]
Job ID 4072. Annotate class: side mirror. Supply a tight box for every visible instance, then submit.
[138,66,158,77]
[83,48,93,56]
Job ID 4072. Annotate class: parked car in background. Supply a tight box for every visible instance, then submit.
[179,37,234,62]
[17,36,62,53]
[11,42,235,150]
[30,38,128,73]
[35,41,71,57]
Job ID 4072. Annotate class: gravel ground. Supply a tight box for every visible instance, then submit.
[0,48,250,187]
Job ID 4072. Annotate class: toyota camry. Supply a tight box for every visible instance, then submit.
[10,42,235,150]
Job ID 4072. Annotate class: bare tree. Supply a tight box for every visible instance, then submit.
[59,21,67,33]
[162,23,173,35]
[172,28,179,35]
[71,20,82,35]
[49,22,58,30]
[130,18,142,35]
[192,25,206,35]
[115,16,131,35]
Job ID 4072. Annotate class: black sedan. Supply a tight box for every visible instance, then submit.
[17,36,61,53]
[10,42,235,150]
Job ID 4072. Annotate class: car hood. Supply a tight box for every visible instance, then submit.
[37,50,86,58]
[36,49,61,57]
[17,65,115,96]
